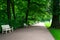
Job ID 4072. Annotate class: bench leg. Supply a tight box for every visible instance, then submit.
[2,31,4,34]
[6,30,7,34]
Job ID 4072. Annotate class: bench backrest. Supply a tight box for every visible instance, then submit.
[1,25,10,29]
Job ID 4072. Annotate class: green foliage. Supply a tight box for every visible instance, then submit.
[0,0,52,32]
[44,21,51,28]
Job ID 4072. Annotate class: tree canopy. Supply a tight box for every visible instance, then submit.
[0,0,52,31]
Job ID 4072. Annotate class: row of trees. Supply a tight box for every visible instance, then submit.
[0,0,60,30]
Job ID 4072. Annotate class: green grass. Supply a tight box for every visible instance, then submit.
[49,29,60,40]
[44,22,60,40]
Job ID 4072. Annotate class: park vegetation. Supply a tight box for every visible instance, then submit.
[0,0,60,32]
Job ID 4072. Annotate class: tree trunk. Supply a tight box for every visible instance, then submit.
[51,0,60,28]
[7,0,11,25]
[26,0,30,24]
[51,15,59,28]
[11,0,16,19]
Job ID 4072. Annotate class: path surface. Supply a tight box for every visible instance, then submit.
[0,22,55,40]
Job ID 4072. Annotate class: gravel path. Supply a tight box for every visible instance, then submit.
[0,22,55,40]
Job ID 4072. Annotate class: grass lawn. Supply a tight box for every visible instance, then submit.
[49,28,60,40]
[44,22,60,40]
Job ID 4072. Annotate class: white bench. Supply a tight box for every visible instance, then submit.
[1,25,13,34]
